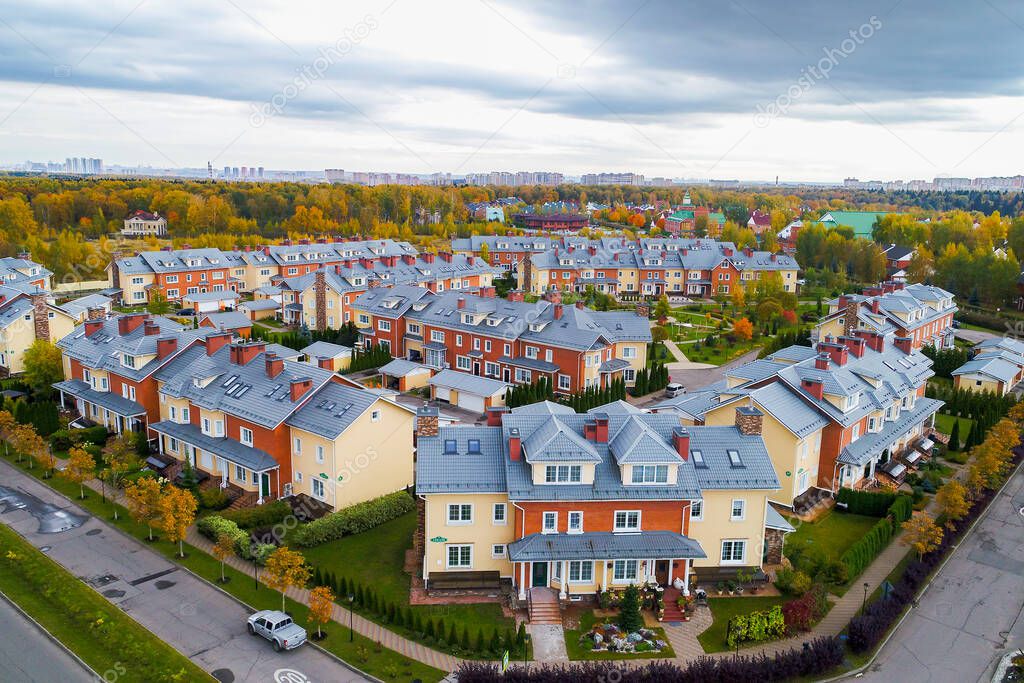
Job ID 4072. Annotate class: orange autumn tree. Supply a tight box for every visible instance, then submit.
[124,476,163,541]
[0,409,16,457]
[60,445,95,499]
[901,513,944,559]
[212,532,236,583]
[157,486,197,558]
[264,547,311,614]
[308,585,335,639]
[934,479,970,529]
[733,317,754,341]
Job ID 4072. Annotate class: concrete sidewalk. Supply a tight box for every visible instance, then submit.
[0,458,367,683]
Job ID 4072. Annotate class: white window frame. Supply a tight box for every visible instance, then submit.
[492,503,507,525]
[690,499,703,521]
[730,499,746,521]
[613,510,641,533]
[446,544,473,569]
[567,511,583,534]
[568,560,593,583]
[612,559,639,583]
[447,503,473,525]
[541,511,558,534]
[240,426,254,446]
[721,539,747,565]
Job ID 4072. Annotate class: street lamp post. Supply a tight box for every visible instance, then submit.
[861,582,870,615]
[347,594,355,642]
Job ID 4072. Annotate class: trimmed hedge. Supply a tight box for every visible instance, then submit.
[289,490,416,548]
[726,604,786,647]
[196,515,275,565]
[838,493,912,579]
[836,488,898,517]
[218,499,291,529]
[456,636,844,682]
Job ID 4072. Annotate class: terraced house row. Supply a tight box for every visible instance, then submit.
[107,238,421,305]
[814,281,958,350]
[271,251,497,330]
[519,240,800,298]
[654,328,940,513]
[352,285,652,393]
[415,400,793,609]
[54,311,414,512]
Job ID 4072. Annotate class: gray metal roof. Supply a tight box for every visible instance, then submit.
[765,505,795,532]
[511,401,575,415]
[380,358,430,377]
[285,382,380,440]
[687,426,780,490]
[748,383,829,438]
[183,290,239,302]
[200,311,252,330]
[522,417,602,463]
[57,293,111,318]
[300,341,352,359]
[239,299,280,311]
[54,379,146,416]
[151,420,278,471]
[416,426,507,493]
[839,398,943,466]
[608,416,682,465]
[587,400,643,416]
[952,356,1020,384]
[428,369,508,397]
[508,531,706,562]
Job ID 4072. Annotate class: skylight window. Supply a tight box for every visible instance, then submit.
[443,439,458,454]
[728,449,744,467]
[467,439,481,454]
[691,449,706,468]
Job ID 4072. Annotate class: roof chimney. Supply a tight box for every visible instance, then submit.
[84,317,105,337]
[815,353,830,370]
[871,299,880,314]
[265,352,284,378]
[156,336,178,359]
[289,377,313,402]
[841,335,866,358]
[117,313,148,336]
[205,331,233,356]
[853,329,885,353]
[143,320,160,336]
[508,427,522,461]
[672,427,690,461]
[735,406,763,436]
[507,290,525,303]
[553,303,563,320]
[486,406,508,427]
[457,297,466,310]
[894,336,914,354]
[575,300,585,309]
[801,377,824,400]
[416,405,439,438]
[593,415,608,443]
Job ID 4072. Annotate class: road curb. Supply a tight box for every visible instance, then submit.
[0,589,102,681]
[0,457,382,683]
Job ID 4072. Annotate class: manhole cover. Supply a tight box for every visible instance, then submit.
[86,529,101,536]
[155,580,175,590]
[211,670,234,683]
[92,574,118,587]
[102,589,126,598]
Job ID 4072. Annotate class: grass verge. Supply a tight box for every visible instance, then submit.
[0,452,447,682]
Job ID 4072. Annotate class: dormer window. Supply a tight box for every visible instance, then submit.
[631,465,669,484]
[121,354,136,369]
[727,449,743,467]
[544,465,581,483]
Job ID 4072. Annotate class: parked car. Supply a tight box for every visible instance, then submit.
[665,382,685,398]
[176,307,195,316]
[247,610,307,651]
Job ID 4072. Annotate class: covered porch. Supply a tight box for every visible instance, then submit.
[54,379,147,435]
[508,531,706,603]
[150,420,281,503]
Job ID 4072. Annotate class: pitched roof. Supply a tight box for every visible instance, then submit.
[200,311,253,330]
[748,382,829,438]
[428,369,508,397]
[300,341,352,359]
[508,531,706,562]
[284,382,380,439]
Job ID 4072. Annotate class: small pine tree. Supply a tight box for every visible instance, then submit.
[947,419,960,451]
[436,619,446,644]
[617,584,643,633]
[476,627,486,653]
[516,622,527,646]
[425,618,435,639]
[489,629,501,655]
[448,623,458,647]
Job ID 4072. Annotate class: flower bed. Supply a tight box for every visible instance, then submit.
[578,622,668,655]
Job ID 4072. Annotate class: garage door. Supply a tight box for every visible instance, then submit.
[457,393,485,413]
[434,387,451,403]
[197,301,218,313]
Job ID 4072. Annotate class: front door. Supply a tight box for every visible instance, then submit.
[531,562,548,587]
[796,470,810,496]
[260,472,271,498]
[654,560,669,586]
[473,362,480,376]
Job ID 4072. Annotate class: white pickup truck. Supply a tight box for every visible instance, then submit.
[247,610,307,651]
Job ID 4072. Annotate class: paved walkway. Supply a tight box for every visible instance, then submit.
[662,338,715,370]
[526,624,568,662]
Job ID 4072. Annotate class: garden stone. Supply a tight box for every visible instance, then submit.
[593,632,603,645]
[627,632,644,643]
[611,637,628,650]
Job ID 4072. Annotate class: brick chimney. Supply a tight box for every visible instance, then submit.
[402,254,416,266]
[117,313,149,336]
[735,406,763,436]
[575,300,585,309]
[801,377,824,400]
[593,415,608,443]
[156,336,178,359]
[870,299,880,314]
[553,303,563,320]
[853,329,885,353]
[841,335,866,358]
[636,302,650,318]
[672,427,690,460]
[84,317,105,337]
[486,406,508,427]
[818,340,849,367]
[230,341,266,366]
[30,292,50,342]
[544,288,562,304]
[508,427,522,461]
[894,336,914,354]
[86,305,105,320]
[507,289,525,302]
[423,252,435,264]
[416,405,439,438]
[814,353,830,370]
[143,320,160,336]
[457,297,466,310]
[439,251,453,262]
[289,377,313,401]
[265,352,284,378]
[205,331,233,356]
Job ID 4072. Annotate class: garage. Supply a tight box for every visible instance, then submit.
[428,369,509,415]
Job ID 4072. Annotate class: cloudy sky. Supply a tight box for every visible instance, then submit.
[1,0,1023,181]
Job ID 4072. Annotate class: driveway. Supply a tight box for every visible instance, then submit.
[860,463,1024,683]
[667,348,761,392]
[955,327,1002,344]
[0,594,95,683]
[0,459,367,683]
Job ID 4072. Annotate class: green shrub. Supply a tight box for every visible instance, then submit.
[836,488,897,516]
[218,499,291,529]
[290,491,416,548]
[726,605,786,647]
[199,487,231,510]
[839,516,895,578]
[775,568,812,595]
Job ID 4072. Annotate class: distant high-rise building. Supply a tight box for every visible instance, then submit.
[325,169,346,182]
[223,166,230,178]
[579,172,645,186]
[257,167,264,178]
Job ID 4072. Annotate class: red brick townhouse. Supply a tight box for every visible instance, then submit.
[815,281,957,350]
[55,312,208,436]
[415,400,787,616]
[352,287,652,393]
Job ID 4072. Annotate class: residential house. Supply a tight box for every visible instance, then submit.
[817,210,889,240]
[814,282,957,350]
[952,338,1024,395]
[747,210,773,235]
[414,400,784,613]
[122,210,168,237]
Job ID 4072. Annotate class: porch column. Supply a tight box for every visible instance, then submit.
[602,559,608,592]
[681,559,691,596]
[559,560,568,598]
[519,562,527,600]
[667,559,674,587]
[157,434,164,456]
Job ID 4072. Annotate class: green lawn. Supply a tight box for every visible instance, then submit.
[564,610,676,660]
[697,596,788,653]
[0,524,212,682]
[298,512,517,658]
[933,413,973,439]
[0,451,446,682]
[784,510,879,562]
[683,339,760,366]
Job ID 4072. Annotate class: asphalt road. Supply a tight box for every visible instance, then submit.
[0,459,368,683]
[860,463,1024,683]
[0,593,96,683]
